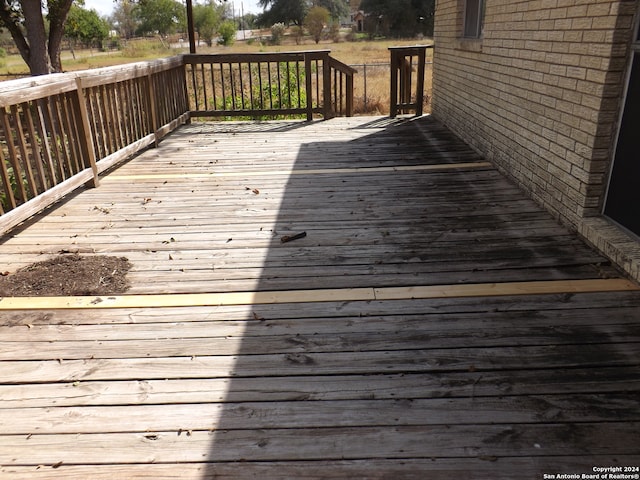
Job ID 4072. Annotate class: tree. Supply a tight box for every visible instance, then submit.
[193,2,221,47]
[0,0,75,75]
[112,0,137,39]
[269,21,285,44]
[304,6,328,44]
[240,12,257,30]
[258,0,308,27]
[360,0,434,38]
[65,5,109,50]
[133,0,185,37]
[314,0,347,21]
[217,19,236,46]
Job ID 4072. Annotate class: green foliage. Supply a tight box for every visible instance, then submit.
[240,13,258,30]
[210,62,308,120]
[120,38,170,58]
[1,164,29,212]
[134,0,185,37]
[258,0,308,27]
[112,0,137,39]
[292,25,304,45]
[64,5,110,48]
[0,47,6,58]
[270,22,286,45]
[360,0,435,38]
[193,2,222,47]
[304,6,329,44]
[217,20,237,46]
[315,0,349,20]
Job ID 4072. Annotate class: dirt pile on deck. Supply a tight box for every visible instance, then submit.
[0,254,131,296]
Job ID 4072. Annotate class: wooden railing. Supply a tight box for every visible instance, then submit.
[0,51,355,233]
[185,51,355,121]
[389,45,433,117]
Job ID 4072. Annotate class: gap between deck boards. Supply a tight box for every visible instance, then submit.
[105,162,493,180]
[0,279,637,310]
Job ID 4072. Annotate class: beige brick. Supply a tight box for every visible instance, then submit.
[571,17,593,29]
[591,15,622,29]
[549,7,568,19]
[567,5,589,17]
[589,3,614,16]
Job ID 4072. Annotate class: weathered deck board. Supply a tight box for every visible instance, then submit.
[3,457,640,480]
[0,116,639,478]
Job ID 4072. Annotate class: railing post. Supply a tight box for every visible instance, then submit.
[304,53,314,122]
[346,73,354,117]
[322,52,332,119]
[74,77,99,188]
[415,47,427,117]
[389,49,399,118]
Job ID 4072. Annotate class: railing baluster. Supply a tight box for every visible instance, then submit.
[200,63,208,111]
[0,108,27,203]
[35,99,57,187]
[210,63,217,112]
[62,92,82,174]
[24,102,48,193]
[0,127,16,210]
[190,64,199,111]
[10,105,38,198]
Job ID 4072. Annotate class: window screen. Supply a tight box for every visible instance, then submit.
[463,0,484,38]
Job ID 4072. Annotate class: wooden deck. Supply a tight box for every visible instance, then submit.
[0,115,639,478]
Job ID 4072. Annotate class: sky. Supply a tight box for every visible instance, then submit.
[83,0,263,17]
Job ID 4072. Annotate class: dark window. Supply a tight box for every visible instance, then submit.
[463,0,484,38]
[604,17,640,237]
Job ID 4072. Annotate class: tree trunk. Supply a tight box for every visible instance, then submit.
[22,0,52,75]
[47,0,74,73]
[0,2,32,73]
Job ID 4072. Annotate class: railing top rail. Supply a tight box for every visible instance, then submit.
[183,50,331,64]
[0,56,184,106]
[388,44,434,51]
[327,57,358,75]
[0,74,78,108]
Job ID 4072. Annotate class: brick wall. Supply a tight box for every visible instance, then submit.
[432,0,636,229]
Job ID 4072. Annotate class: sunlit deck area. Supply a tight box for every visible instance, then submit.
[0,115,639,479]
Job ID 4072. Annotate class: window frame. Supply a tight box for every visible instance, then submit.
[463,0,485,39]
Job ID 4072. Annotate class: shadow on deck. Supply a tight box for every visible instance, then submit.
[0,116,639,478]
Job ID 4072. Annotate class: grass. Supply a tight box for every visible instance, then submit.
[0,32,433,115]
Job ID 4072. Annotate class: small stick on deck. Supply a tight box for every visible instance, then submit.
[280,232,307,243]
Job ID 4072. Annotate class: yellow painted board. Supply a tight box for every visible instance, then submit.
[374,279,640,300]
[105,162,493,181]
[0,279,637,310]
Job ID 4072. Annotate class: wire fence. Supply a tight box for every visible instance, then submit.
[348,61,433,115]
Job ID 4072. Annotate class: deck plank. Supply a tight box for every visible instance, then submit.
[0,116,639,478]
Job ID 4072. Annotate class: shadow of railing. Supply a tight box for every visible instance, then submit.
[196,115,618,476]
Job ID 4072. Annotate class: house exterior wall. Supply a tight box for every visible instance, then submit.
[432,0,639,279]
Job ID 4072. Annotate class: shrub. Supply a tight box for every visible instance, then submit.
[218,20,237,46]
[270,23,286,45]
